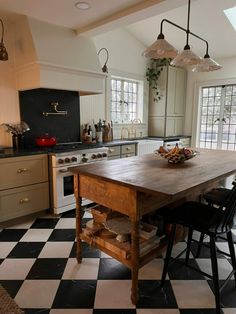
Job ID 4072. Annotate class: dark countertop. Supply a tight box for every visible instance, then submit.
[0,140,139,158]
[0,136,191,158]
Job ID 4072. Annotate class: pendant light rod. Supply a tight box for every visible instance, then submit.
[186,0,190,47]
[159,18,209,56]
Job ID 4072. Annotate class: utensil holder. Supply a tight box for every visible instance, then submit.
[12,134,24,149]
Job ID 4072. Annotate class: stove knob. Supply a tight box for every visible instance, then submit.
[65,158,71,163]
[71,157,77,162]
[102,152,107,157]
[91,154,97,159]
[58,159,64,164]
[82,157,88,163]
[97,153,102,158]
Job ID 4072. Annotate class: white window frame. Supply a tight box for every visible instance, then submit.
[109,74,144,125]
[191,78,236,147]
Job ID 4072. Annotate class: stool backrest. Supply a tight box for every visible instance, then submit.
[218,181,236,232]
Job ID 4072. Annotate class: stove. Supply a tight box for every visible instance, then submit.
[49,146,108,214]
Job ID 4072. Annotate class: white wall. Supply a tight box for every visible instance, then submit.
[79,28,149,139]
[185,56,236,146]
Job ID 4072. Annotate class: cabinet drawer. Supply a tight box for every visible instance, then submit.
[121,144,136,155]
[121,153,136,158]
[0,154,48,190]
[0,182,49,222]
[108,155,121,160]
[180,138,190,146]
[107,146,121,157]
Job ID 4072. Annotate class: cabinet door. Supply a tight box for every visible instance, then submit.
[166,67,186,116]
[166,117,184,137]
[148,117,165,137]
[148,67,167,117]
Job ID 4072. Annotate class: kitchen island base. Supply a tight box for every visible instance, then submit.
[71,149,236,304]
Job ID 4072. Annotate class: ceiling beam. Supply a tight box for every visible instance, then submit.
[76,0,167,36]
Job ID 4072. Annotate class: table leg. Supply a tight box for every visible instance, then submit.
[131,219,140,305]
[76,196,82,263]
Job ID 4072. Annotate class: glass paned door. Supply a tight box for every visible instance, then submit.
[199,85,236,150]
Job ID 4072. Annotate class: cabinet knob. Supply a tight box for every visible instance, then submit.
[17,168,29,173]
[19,197,30,204]
[126,147,131,150]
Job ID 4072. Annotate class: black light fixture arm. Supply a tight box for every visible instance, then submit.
[0,18,4,43]
[97,47,109,72]
[159,18,209,56]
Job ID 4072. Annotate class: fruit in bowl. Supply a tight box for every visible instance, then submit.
[155,144,197,164]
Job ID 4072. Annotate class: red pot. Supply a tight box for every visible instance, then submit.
[35,134,57,147]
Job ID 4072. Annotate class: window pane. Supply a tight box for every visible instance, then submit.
[111,78,138,123]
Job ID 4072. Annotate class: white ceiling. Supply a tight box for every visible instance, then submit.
[0,0,236,59]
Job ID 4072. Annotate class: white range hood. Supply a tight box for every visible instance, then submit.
[14,16,105,95]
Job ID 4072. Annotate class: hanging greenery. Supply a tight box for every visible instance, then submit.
[146,58,171,101]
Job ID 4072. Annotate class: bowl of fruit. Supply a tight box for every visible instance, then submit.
[155,144,197,164]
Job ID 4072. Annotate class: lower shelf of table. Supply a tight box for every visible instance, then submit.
[80,231,168,268]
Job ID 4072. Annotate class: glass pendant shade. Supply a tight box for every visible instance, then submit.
[170,46,201,68]
[142,38,178,59]
[192,56,222,72]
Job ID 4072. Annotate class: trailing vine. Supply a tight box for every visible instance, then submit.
[146,58,171,101]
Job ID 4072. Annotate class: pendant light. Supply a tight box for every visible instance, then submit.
[170,0,201,68]
[142,0,221,72]
[0,19,8,61]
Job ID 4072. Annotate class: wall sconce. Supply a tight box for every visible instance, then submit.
[142,0,222,72]
[0,19,8,61]
[97,48,109,73]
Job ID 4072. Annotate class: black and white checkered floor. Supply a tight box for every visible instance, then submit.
[1,209,236,314]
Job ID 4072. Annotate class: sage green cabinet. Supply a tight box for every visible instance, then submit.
[107,143,136,160]
[148,65,187,137]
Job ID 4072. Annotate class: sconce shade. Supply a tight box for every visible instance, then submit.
[192,55,222,72]
[102,63,108,73]
[0,42,8,61]
[170,46,201,68]
[0,19,8,61]
[142,36,178,59]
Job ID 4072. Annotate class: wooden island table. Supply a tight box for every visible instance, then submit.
[70,148,236,304]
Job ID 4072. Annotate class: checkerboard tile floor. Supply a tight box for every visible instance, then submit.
[1,209,236,314]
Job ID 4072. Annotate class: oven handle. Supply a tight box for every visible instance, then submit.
[59,168,70,173]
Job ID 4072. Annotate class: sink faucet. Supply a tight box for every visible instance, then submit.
[121,127,130,140]
[132,118,142,124]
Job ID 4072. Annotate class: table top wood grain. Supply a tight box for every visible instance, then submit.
[70,149,236,198]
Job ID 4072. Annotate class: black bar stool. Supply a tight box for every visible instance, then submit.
[196,181,236,257]
[160,187,236,314]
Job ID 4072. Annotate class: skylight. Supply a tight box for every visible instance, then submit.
[224,6,236,31]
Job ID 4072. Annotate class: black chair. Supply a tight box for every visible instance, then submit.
[160,187,236,314]
[196,181,236,257]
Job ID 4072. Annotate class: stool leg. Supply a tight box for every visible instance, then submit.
[185,227,193,266]
[227,231,236,286]
[160,224,176,287]
[195,232,205,258]
[210,235,221,314]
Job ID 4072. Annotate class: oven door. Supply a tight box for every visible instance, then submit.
[51,166,94,214]
[51,166,76,214]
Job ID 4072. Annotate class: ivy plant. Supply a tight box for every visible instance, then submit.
[146,58,171,101]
